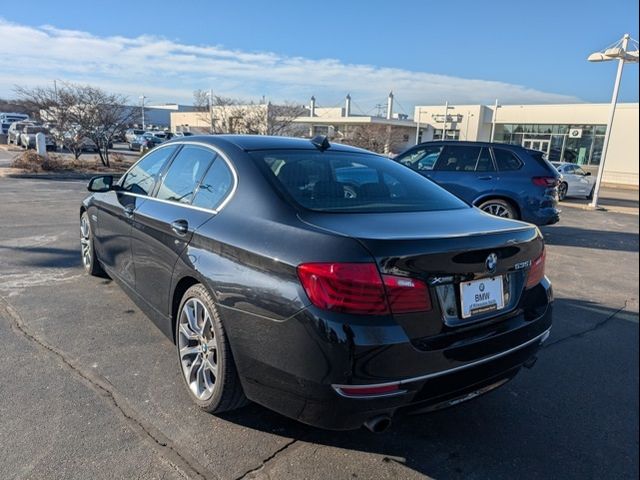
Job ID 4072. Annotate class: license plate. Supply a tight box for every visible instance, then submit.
[460,276,505,319]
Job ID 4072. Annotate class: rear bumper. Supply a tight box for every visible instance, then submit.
[223,279,553,430]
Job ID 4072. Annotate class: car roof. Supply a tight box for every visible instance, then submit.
[169,134,375,154]
[413,140,526,150]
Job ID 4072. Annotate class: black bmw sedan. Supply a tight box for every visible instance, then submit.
[80,135,552,431]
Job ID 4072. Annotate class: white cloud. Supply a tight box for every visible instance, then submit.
[0,18,580,112]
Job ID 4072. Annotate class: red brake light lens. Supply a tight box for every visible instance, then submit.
[526,249,546,289]
[532,176,558,187]
[382,274,431,313]
[297,263,432,315]
[297,263,389,315]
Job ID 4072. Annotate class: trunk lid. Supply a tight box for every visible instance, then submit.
[299,207,544,326]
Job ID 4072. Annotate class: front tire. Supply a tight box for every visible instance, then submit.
[478,199,518,219]
[176,284,248,413]
[80,211,106,276]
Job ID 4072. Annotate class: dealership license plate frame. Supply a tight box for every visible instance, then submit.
[460,276,505,319]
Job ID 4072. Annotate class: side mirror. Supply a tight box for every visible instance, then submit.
[585,171,591,176]
[87,175,114,192]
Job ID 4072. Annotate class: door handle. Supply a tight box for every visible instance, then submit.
[478,176,493,180]
[171,219,189,236]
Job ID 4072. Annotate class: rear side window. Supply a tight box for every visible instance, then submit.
[156,146,216,204]
[121,145,178,195]
[251,150,467,213]
[434,145,483,172]
[192,158,234,210]
[493,149,524,171]
[397,145,443,171]
[434,145,494,172]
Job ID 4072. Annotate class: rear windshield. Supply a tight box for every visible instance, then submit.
[251,149,468,213]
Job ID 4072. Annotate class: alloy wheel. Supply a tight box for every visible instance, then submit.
[80,215,92,269]
[558,183,568,201]
[178,298,219,401]
[481,203,513,218]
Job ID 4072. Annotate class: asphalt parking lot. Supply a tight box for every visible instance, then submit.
[0,177,638,480]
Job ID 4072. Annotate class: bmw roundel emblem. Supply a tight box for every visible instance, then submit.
[485,253,498,273]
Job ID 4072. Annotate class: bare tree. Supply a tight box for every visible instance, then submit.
[16,83,136,166]
[266,102,307,136]
[15,84,86,159]
[338,123,410,155]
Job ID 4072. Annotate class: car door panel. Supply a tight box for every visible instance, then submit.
[92,190,143,286]
[131,145,218,318]
[430,145,496,202]
[132,200,213,317]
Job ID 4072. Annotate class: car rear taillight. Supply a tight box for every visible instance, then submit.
[297,263,431,315]
[526,249,546,289]
[382,274,431,313]
[532,176,558,187]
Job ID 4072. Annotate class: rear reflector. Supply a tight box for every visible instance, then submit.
[297,263,431,315]
[532,176,558,187]
[526,249,546,289]
[337,383,401,397]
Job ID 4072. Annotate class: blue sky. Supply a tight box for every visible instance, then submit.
[1,0,638,112]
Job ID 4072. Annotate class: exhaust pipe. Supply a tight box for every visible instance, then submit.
[363,415,392,433]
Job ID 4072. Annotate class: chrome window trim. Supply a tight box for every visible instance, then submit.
[332,328,550,398]
[118,141,238,215]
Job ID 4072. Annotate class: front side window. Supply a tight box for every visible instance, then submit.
[396,145,443,171]
[192,158,234,210]
[251,150,467,213]
[493,148,524,171]
[156,146,215,204]
[121,145,178,195]
[434,145,484,172]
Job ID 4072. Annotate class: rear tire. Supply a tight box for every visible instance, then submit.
[587,186,595,200]
[478,199,518,219]
[176,284,248,413]
[558,182,568,201]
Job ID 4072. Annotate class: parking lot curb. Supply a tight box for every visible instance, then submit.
[560,202,639,216]
[0,171,123,181]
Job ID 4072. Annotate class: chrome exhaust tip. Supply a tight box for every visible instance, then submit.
[363,415,392,433]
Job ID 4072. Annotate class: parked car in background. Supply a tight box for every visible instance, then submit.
[171,131,194,138]
[80,135,552,431]
[125,128,146,145]
[0,112,30,134]
[552,162,596,200]
[7,121,34,145]
[129,132,165,152]
[394,141,561,225]
[18,125,57,151]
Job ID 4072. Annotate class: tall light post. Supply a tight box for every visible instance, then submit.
[206,89,214,133]
[489,99,501,141]
[415,107,422,144]
[139,95,146,130]
[587,33,639,209]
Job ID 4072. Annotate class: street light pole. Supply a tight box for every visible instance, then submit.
[415,107,421,145]
[589,34,630,209]
[490,98,499,142]
[442,101,448,140]
[140,95,146,130]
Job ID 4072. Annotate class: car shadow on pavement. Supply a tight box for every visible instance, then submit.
[217,298,638,479]
[541,225,639,252]
[0,245,81,268]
